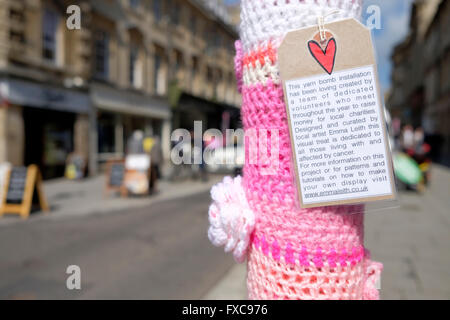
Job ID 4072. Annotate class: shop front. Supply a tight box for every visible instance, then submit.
[23,108,75,179]
[174,93,241,134]
[90,83,172,171]
[0,77,90,179]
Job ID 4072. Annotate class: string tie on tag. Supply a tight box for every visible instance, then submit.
[317,10,341,43]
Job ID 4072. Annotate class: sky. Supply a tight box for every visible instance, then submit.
[362,0,414,93]
[223,0,415,93]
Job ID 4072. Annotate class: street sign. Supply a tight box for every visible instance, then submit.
[0,165,49,219]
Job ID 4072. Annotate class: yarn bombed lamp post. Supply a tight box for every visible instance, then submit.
[207,0,382,300]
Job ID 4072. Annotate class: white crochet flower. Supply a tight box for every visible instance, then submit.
[207,176,255,263]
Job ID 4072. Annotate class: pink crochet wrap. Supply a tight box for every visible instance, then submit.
[208,0,382,300]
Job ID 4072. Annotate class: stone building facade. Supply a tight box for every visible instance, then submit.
[388,0,450,165]
[0,0,240,178]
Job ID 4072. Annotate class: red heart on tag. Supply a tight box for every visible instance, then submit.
[307,38,337,75]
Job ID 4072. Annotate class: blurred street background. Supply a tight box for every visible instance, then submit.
[0,0,449,300]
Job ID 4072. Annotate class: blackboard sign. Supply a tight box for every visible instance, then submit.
[105,160,127,197]
[6,167,27,204]
[0,165,49,219]
[110,163,125,187]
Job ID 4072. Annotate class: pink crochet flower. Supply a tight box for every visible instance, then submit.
[208,176,255,263]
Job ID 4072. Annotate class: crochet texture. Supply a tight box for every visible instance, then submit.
[208,0,382,300]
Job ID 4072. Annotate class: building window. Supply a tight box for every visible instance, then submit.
[175,50,183,73]
[229,72,234,86]
[192,56,199,78]
[228,39,234,54]
[441,53,450,92]
[153,0,162,21]
[171,2,180,25]
[215,33,222,49]
[205,28,215,55]
[10,30,25,44]
[94,31,109,80]
[42,8,59,61]
[154,53,162,94]
[129,46,137,86]
[129,46,142,89]
[190,12,196,36]
[129,0,140,9]
[217,69,223,96]
[207,67,213,82]
[98,112,116,154]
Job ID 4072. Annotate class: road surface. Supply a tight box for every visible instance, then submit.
[0,192,234,299]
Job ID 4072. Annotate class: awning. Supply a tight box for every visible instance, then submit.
[0,77,90,114]
[91,83,171,120]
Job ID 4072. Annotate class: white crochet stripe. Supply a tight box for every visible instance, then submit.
[243,57,280,87]
[239,0,363,52]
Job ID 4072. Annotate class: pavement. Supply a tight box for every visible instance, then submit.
[365,164,450,300]
[0,173,224,226]
[202,262,247,300]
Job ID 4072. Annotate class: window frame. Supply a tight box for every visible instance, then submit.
[42,8,59,62]
[94,30,110,80]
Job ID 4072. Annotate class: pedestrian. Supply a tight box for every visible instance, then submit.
[401,124,415,152]
[146,134,162,194]
[392,117,402,150]
[207,0,382,300]
[199,137,208,182]
[414,126,425,152]
[127,130,145,154]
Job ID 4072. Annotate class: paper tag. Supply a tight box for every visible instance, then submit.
[279,18,396,208]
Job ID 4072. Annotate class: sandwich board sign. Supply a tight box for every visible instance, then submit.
[105,160,127,197]
[0,165,49,219]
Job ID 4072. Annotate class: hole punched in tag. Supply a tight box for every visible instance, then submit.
[307,10,340,75]
[315,10,340,46]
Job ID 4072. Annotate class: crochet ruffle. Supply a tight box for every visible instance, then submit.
[208,176,255,263]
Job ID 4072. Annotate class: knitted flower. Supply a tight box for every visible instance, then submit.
[208,176,255,263]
